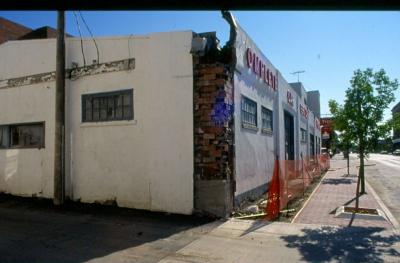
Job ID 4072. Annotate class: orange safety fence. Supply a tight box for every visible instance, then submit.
[266,153,331,220]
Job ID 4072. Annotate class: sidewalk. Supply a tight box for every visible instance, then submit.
[160,219,400,263]
[293,156,394,229]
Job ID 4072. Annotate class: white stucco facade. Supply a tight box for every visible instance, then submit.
[232,23,321,200]
[0,31,194,214]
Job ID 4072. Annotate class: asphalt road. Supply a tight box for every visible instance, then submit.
[364,153,400,224]
[0,195,218,263]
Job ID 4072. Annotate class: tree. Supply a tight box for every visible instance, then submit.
[329,69,398,201]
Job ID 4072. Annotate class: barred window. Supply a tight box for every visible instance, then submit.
[261,107,273,133]
[0,122,45,149]
[82,89,133,122]
[241,96,257,128]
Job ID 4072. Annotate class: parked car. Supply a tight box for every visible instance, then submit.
[393,149,400,156]
[380,150,388,154]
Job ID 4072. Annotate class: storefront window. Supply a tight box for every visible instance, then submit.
[261,106,273,133]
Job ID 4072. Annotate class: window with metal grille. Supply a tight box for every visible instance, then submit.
[82,89,133,122]
[241,96,257,128]
[261,106,273,133]
[0,122,45,149]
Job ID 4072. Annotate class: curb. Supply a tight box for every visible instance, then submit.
[365,179,400,233]
[291,170,329,224]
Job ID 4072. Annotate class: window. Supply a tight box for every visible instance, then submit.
[261,107,273,133]
[0,122,45,149]
[241,96,257,129]
[300,128,307,143]
[82,89,133,122]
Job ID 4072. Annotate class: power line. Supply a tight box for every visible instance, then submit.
[73,11,86,67]
[78,11,100,64]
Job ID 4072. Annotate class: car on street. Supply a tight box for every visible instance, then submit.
[393,149,400,156]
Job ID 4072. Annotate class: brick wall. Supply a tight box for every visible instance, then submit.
[193,58,235,217]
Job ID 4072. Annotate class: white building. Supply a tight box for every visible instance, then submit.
[0,13,321,217]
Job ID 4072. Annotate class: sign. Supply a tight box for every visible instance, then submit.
[246,48,278,91]
[315,118,320,130]
[300,104,309,119]
[287,91,294,106]
[321,117,333,133]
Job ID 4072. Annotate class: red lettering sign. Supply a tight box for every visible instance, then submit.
[300,104,309,118]
[315,118,320,130]
[287,91,294,106]
[246,48,278,91]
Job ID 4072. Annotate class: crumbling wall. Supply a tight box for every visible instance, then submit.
[193,57,235,218]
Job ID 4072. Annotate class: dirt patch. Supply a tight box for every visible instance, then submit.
[232,172,326,222]
[344,207,379,215]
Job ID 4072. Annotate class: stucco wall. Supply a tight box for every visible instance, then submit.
[233,25,276,198]
[0,83,55,198]
[0,31,194,214]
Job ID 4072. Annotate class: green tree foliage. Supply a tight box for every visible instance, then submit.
[329,68,398,195]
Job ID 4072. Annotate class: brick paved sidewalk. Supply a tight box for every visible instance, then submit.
[293,156,394,229]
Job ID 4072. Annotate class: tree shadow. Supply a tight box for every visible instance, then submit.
[281,226,400,262]
[322,178,354,185]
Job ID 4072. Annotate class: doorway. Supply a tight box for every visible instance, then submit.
[284,111,294,160]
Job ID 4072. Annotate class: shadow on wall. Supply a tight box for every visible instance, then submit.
[281,226,400,262]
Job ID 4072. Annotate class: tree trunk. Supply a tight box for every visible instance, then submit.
[347,149,350,176]
[359,144,366,194]
[355,170,361,209]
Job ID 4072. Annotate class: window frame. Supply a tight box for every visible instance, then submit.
[261,106,273,134]
[0,121,45,149]
[241,95,258,130]
[300,128,307,143]
[82,89,134,123]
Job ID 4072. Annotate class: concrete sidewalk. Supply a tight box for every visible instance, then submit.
[160,219,400,263]
[293,156,395,229]
[160,157,400,262]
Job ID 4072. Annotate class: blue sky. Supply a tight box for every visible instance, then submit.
[1,11,399,120]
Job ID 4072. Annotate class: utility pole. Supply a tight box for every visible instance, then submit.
[54,10,65,205]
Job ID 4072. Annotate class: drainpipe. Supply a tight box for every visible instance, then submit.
[221,10,237,212]
[54,10,66,205]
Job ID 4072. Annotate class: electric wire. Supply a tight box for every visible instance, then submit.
[78,11,100,64]
[73,11,86,67]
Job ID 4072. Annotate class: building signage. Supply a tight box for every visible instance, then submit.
[321,117,333,133]
[315,118,320,130]
[287,91,294,106]
[300,104,309,119]
[246,48,278,91]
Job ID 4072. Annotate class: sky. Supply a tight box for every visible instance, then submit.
[1,11,400,120]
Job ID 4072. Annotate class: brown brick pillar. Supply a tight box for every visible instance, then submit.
[193,61,235,218]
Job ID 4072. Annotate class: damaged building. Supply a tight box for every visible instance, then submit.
[0,12,321,217]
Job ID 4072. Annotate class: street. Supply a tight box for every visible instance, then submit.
[364,154,400,224]
[0,196,218,263]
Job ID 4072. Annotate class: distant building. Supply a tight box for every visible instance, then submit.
[0,17,72,45]
[0,17,32,44]
[307,90,321,118]
[392,101,400,150]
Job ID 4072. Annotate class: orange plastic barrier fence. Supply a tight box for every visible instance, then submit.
[266,153,331,220]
